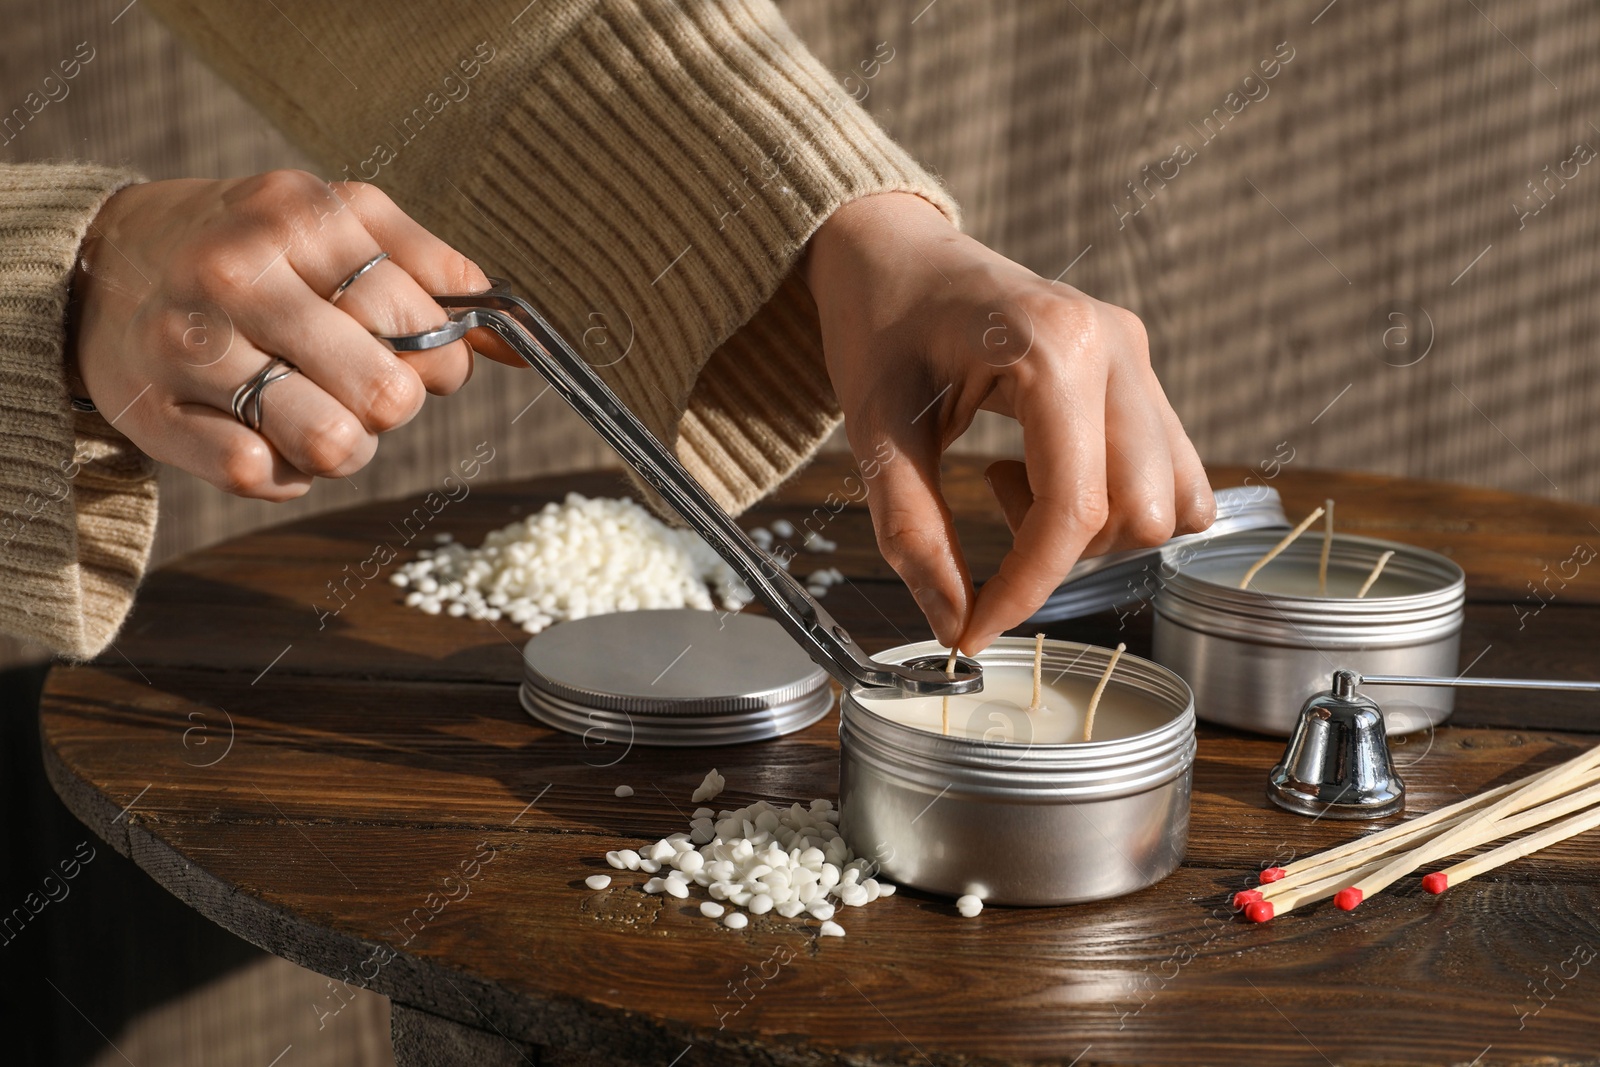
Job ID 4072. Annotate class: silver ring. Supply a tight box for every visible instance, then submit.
[230,357,298,432]
[329,250,389,305]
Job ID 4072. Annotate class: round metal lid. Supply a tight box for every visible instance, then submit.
[521,608,831,717]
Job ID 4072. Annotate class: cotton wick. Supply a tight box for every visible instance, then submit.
[1082,642,1125,743]
[1239,505,1327,590]
[1027,632,1046,712]
[940,648,957,736]
[1318,498,1334,596]
[1356,550,1395,599]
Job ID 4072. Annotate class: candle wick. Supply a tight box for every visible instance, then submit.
[1028,632,1046,713]
[1082,643,1126,743]
[1318,498,1334,596]
[941,648,957,736]
[1356,550,1395,598]
[1240,505,1326,590]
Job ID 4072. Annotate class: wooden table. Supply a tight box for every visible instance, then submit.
[40,457,1600,1066]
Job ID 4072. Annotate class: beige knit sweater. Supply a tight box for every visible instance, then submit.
[0,0,956,659]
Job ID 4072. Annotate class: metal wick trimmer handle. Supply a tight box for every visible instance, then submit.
[1335,669,1600,699]
[376,280,982,699]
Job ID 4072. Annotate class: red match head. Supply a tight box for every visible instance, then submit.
[1233,889,1264,909]
[1259,867,1286,883]
[1245,900,1276,923]
[1333,887,1364,911]
[1421,872,1448,895]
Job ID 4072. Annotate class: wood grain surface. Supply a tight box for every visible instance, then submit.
[38,458,1600,1065]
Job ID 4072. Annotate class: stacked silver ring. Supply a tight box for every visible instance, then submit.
[230,357,297,432]
[329,250,389,304]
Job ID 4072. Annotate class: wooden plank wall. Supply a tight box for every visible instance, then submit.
[4,0,1597,574]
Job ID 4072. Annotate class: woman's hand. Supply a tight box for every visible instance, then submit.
[70,170,503,500]
[805,192,1215,653]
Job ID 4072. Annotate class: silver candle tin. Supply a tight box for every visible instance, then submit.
[519,609,833,746]
[1152,531,1465,737]
[838,638,1195,906]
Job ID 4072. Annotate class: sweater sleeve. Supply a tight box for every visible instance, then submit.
[146,0,959,514]
[0,164,158,659]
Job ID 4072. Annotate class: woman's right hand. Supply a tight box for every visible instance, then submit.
[70,170,503,500]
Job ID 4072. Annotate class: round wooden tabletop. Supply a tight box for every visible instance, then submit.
[40,457,1600,1065]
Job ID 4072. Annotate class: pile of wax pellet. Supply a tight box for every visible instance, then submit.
[600,797,894,937]
[390,494,752,632]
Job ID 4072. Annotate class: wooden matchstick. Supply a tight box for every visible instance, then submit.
[1252,778,1524,889]
[1027,633,1046,712]
[1332,744,1600,910]
[1244,778,1600,920]
[1081,642,1125,742]
[1318,498,1334,595]
[1355,550,1395,598]
[940,648,957,736]
[1239,506,1327,590]
[1423,804,1600,895]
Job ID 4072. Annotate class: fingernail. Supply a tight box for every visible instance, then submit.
[911,585,959,644]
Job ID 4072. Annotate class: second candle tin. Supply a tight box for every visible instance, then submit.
[1152,530,1465,736]
[838,638,1195,906]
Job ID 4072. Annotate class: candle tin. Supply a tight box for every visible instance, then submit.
[838,638,1195,905]
[1152,530,1465,736]
[519,609,833,746]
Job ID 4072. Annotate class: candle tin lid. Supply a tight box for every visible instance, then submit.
[1027,485,1289,623]
[519,608,833,747]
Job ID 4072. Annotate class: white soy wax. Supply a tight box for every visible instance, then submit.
[1192,555,1432,600]
[856,665,1170,744]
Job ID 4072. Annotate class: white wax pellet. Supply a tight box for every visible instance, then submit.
[819,920,845,938]
[693,807,714,820]
[772,519,795,537]
[878,883,897,897]
[665,879,689,899]
[675,851,704,874]
[618,849,641,871]
[956,894,983,918]
[638,859,660,874]
[724,912,749,930]
[749,894,773,915]
[643,877,667,894]
[614,785,634,798]
[585,874,612,890]
[691,769,725,804]
[776,900,806,918]
[700,901,725,919]
[604,851,626,870]
[808,900,835,921]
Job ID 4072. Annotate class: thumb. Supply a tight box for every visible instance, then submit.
[854,428,974,647]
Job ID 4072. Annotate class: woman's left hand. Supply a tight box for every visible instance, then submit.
[804,192,1216,653]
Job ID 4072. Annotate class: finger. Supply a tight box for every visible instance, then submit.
[264,189,473,396]
[220,266,431,434]
[119,397,312,502]
[962,351,1108,653]
[1079,365,1175,558]
[984,459,1032,536]
[178,341,377,480]
[327,183,530,370]
[1148,377,1216,534]
[848,408,974,647]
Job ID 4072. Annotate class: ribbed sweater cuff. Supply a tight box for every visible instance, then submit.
[450,0,959,512]
[0,164,157,659]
